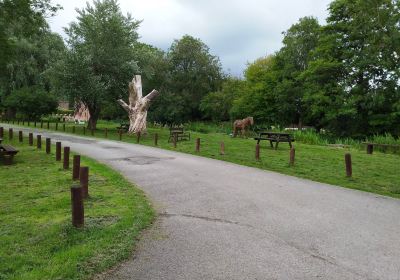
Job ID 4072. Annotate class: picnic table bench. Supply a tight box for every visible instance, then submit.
[254,132,295,150]
[168,127,190,142]
[116,123,129,132]
[362,142,400,154]
[0,144,19,165]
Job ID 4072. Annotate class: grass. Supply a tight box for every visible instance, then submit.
[0,134,155,280]
[1,120,400,199]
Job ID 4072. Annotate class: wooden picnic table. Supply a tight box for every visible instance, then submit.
[254,132,295,150]
[168,127,190,142]
[0,144,19,165]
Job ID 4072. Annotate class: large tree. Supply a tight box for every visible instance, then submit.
[53,0,140,129]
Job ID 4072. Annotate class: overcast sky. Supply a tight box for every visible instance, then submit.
[47,0,332,76]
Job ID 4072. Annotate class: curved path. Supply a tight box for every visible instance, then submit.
[6,125,400,279]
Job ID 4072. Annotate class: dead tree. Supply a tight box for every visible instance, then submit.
[117,75,160,135]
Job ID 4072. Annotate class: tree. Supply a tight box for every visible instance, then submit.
[53,0,140,129]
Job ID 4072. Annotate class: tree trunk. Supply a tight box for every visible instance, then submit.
[87,107,99,130]
[117,75,160,135]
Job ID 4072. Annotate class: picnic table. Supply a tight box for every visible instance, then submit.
[116,123,129,132]
[0,144,19,165]
[362,142,400,154]
[254,132,295,150]
[168,127,190,142]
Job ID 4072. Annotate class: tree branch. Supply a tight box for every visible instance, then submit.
[117,99,130,112]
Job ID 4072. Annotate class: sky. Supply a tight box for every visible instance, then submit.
[47,0,332,76]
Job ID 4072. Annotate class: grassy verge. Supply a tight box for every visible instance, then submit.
[1,121,399,198]
[0,135,155,280]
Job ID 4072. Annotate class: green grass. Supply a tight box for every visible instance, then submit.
[0,135,155,280]
[2,120,399,199]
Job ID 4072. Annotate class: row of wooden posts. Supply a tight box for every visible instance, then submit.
[1,127,88,228]
[1,125,353,178]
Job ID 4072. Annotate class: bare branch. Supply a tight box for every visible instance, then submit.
[117,99,130,112]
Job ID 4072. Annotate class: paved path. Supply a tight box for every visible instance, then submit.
[4,125,400,279]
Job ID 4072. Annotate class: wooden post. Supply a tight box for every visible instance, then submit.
[119,130,122,141]
[56,142,61,161]
[71,185,84,228]
[154,133,158,146]
[72,155,81,181]
[367,144,373,155]
[18,131,23,143]
[83,127,86,135]
[27,120,30,126]
[47,121,50,129]
[220,142,225,155]
[72,126,75,134]
[63,147,70,169]
[196,138,200,152]
[91,129,94,136]
[40,121,43,128]
[136,132,141,143]
[63,123,66,131]
[46,138,51,154]
[8,128,13,140]
[37,135,42,149]
[0,127,3,138]
[22,120,25,125]
[345,153,352,177]
[34,121,36,127]
[80,166,89,199]
[255,143,260,161]
[55,122,58,130]
[173,133,177,148]
[29,133,33,146]
[289,148,295,166]
[104,128,108,138]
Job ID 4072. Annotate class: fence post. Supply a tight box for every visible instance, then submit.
[72,126,75,134]
[80,166,89,199]
[63,123,66,132]
[196,138,200,152]
[173,133,177,148]
[37,135,42,149]
[47,121,50,129]
[34,121,37,127]
[0,127,3,138]
[18,131,23,143]
[29,133,33,146]
[104,128,108,138]
[71,185,84,228]
[345,153,352,177]
[72,155,81,181]
[367,144,373,155]
[22,120,25,126]
[154,133,158,146]
[55,122,58,130]
[119,130,122,141]
[83,127,86,135]
[46,138,51,154]
[137,132,141,143]
[63,146,70,169]
[40,121,43,128]
[255,143,260,161]
[27,120,30,127]
[8,128,13,140]
[56,142,62,161]
[289,148,295,166]
[220,142,225,155]
[91,129,94,136]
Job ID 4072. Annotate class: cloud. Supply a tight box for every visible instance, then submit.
[48,0,332,76]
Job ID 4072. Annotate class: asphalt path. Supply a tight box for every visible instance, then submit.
[4,125,400,280]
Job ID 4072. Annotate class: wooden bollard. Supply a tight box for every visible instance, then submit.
[63,123,66,131]
[56,142,61,161]
[27,120,30,127]
[22,120,25,125]
[220,142,225,155]
[47,121,49,129]
[40,121,43,128]
[29,133,33,146]
[137,132,141,143]
[71,185,84,228]
[72,126,75,133]
[83,127,86,135]
[289,148,295,166]
[46,138,51,154]
[63,147,70,169]
[18,131,23,142]
[80,166,89,199]
[8,128,13,140]
[72,155,81,181]
[367,144,373,155]
[34,121,37,127]
[119,130,122,141]
[55,122,58,130]
[91,129,94,136]
[0,127,3,138]
[16,120,18,125]
[173,133,177,148]
[195,138,200,152]
[345,153,352,177]
[255,143,260,161]
[154,133,158,146]
[104,128,108,138]
[37,135,42,149]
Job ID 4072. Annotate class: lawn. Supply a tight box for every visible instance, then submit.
[1,120,400,199]
[0,135,155,280]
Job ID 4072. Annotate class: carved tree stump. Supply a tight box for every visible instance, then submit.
[117,75,159,135]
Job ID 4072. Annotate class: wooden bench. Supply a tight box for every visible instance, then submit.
[254,132,295,150]
[362,142,400,154]
[168,127,190,142]
[116,123,129,132]
[0,144,19,165]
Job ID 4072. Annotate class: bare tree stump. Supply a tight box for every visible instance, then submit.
[118,75,160,136]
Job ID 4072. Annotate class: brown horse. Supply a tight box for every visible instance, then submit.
[233,117,254,137]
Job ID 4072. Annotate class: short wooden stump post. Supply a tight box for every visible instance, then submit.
[34,121,37,127]
[47,121,50,129]
[71,185,84,228]
[72,126,75,134]
[104,128,108,138]
[18,131,23,143]
[80,166,89,199]
[173,133,177,148]
[220,142,225,155]
[55,122,58,130]
[255,143,260,161]
[63,146,70,169]
[29,133,33,146]
[83,127,86,135]
[46,138,51,154]
[154,133,158,146]
[37,135,42,149]
[196,138,200,152]
[22,120,25,125]
[119,130,122,141]
[91,129,94,136]
[72,155,81,181]
[289,148,295,166]
[40,121,43,128]
[0,127,3,138]
[27,120,30,126]
[345,153,352,177]
[367,144,373,155]
[136,132,141,143]
[8,128,13,140]
[56,142,61,161]
[63,123,66,131]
